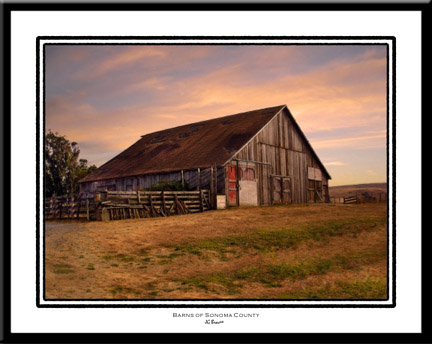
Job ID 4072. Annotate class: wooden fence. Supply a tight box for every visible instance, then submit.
[44,194,97,220]
[329,197,345,204]
[343,196,358,204]
[329,196,357,204]
[329,192,387,205]
[99,190,211,220]
[328,196,359,204]
[44,190,211,221]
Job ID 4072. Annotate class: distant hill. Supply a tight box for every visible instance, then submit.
[329,183,387,198]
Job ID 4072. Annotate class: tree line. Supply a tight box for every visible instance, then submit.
[45,130,97,197]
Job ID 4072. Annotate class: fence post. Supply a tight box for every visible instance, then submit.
[214,165,218,209]
[70,195,75,219]
[236,161,240,207]
[65,195,69,219]
[149,194,156,217]
[66,195,70,219]
[51,195,56,219]
[58,196,63,218]
[161,191,167,215]
[210,166,215,209]
[76,195,81,220]
[86,199,90,221]
[199,190,204,212]
[197,168,201,191]
[173,193,180,215]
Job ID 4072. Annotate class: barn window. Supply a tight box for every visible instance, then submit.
[244,168,255,181]
[126,178,133,191]
[308,167,322,181]
[239,168,255,181]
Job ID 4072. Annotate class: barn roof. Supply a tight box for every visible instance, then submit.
[79,105,286,182]
[79,105,331,183]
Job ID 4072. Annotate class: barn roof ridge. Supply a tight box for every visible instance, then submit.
[139,104,287,138]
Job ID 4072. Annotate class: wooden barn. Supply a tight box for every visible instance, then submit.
[79,105,331,207]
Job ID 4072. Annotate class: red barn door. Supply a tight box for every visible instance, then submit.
[227,165,240,206]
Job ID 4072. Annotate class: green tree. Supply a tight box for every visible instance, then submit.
[45,130,97,197]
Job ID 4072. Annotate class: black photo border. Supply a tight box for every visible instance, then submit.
[1,2,428,343]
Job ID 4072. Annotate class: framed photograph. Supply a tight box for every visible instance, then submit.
[2,1,426,342]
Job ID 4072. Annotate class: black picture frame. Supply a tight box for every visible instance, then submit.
[1,1,428,343]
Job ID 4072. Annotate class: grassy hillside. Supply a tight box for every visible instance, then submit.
[45,203,388,300]
[329,183,387,198]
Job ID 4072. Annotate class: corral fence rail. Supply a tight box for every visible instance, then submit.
[329,192,387,205]
[44,190,211,221]
[44,194,96,220]
[343,196,358,204]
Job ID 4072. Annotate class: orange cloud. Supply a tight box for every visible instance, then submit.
[311,133,386,149]
[324,161,347,166]
[73,46,168,80]
[133,60,385,137]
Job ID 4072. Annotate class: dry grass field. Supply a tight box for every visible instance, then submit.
[329,183,387,198]
[45,202,387,300]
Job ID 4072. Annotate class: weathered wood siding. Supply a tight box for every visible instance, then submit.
[230,108,328,205]
[80,167,225,194]
[80,107,329,206]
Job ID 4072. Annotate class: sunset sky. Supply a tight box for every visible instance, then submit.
[45,44,387,186]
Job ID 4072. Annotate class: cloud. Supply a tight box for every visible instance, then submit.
[44,45,388,182]
[311,133,386,149]
[130,47,388,134]
[78,46,168,79]
[324,161,347,166]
